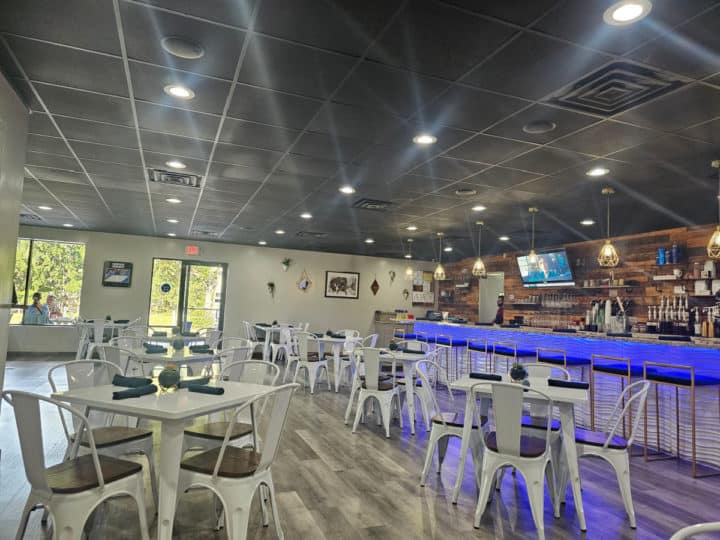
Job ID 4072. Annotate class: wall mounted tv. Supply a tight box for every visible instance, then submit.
[517,249,575,288]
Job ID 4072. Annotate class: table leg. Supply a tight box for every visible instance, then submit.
[451,389,474,504]
[157,419,185,540]
[558,403,586,531]
[405,360,417,435]
[333,344,342,392]
[263,331,272,361]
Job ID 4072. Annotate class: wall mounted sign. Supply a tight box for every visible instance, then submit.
[324,271,359,299]
[185,245,200,256]
[102,261,133,288]
[160,283,171,293]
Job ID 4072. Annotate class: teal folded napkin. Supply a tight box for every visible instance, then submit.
[189,345,212,353]
[177,377,211,388]
[112,374,153,388]
[188,385,224,395]
[114,319,130,324]
[180,331,199,337]
[144,344,168,354]
[152,331,168,337]
[112,384,157,400]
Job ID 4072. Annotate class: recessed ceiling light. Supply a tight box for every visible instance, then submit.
[406,225,418,231]
[603,0,652,25]
[300,212,312,219]
[275,229,285,235]
[586,167,609,177]
[499,235,510,241]
[455,188,477,196]
[472,205,487,212]
[161,36,205,59]
[444,246,453,252]
[164,84,195,100]
[404,254,412,259]
[365,238,375,244]
[165,160,186,169]
[522,120,557,134]
[580,219,595,226]
[413,133,437,145]
[63,223,74,228]
[258,240,267,246]
[38,205,52,211]
[167,232,177,237]
[339,185,356,194]
[166,197,182,204]
[166,218,179,224]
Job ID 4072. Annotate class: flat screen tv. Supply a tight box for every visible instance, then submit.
[517,249,575,288]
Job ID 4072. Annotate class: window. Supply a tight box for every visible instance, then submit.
[11,238,86,325]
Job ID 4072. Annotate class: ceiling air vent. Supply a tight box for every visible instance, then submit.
[149,168,202,188]
[297,231,329,239]
[546,62,687,116]
[352,198,395,211]
[19,212,43,222]
[192,229,218,237]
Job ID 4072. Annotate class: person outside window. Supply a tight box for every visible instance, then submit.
[24,292,49,325]
[46,294,62,320]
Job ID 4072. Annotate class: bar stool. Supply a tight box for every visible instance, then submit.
[491,342,535,373]
[643,362,720,478]
[590,354,643,437]
[466,339,489,373]
[536,347,591,380]
[393,328,417,341]
[435,334,468,381]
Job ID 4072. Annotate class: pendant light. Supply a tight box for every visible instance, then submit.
[527,207,539,266]
[707,160,720,258]
[598,187,620,267]
[434,232,446,281]
[404,239,414,280]
[472,221,487,277]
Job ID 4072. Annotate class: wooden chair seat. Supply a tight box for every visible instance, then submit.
[251,351,264,360]
[305,353,323,362]
[485,432,546,458]
[72,426,152,448]
[521,415,561,432]
[575,427,628,450]
[181,446,261,478]
[361,379,396,391]
[47,454,142,494]
[184,421,253,441]
[431,412,485,429]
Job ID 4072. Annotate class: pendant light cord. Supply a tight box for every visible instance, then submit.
[477,224,482,257]
[531,211,535,251]
[606,192,611,239]
[717,168,720,224]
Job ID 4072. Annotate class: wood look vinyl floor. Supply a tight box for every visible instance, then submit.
[1,359,719,539]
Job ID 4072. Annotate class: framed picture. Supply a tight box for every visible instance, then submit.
[324,271,360,299]
[102,261,133,287]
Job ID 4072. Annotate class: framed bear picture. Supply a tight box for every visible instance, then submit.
[324,271,360,299]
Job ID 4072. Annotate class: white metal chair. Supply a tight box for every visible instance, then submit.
[419,357,485,486]
[334,330,363,392]
[48,360,158,507]
[575,380,650,529]
[472,382,559,540]
[288,331,331,394]
[670,522,720,540]
[352,348,404,438]
[3,390,150,540]
[270,325,294,364]
[177,383,299,539]
[183,360,281,454]
[199,328,223,349]
[95,344,147,376]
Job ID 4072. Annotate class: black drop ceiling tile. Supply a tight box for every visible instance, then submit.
[56,117,139,149]
[4,35,128,97]
[82,161,144,182]
[464,32,611,101]
[27,112,57,137]
[140,131,214,160]
[367,0,516,80]
[308,101,403,142]
[26,165,86,185]
[72,141,142,166]
[218,117,297,153]
[292,132,370,162]
[616,84,720,131]
[135,0,257,29]
[444,134,537,164]
[135,101,219,141]
[503,147,591,175]
[276,154,341,179]
[411,157,488,180]
[421,85,527,132]
[610,134,716,179]
[466,166,540,189]
[228,85,322,130]
[26,151,80,171]
[683,118,720,145]
[551,121,659,156]
[129,62,231,115]
[213,143,283,170]
[203,178,262,198]
[26,134,71,156]
[256,0,401,56]
[119,1,247,80]
[238,35,356,100]
[392,174,455,194]
[0,0,121,54]
[486,104,599,145]
[143,153,207,175]
[438,0,559,26]
[208,161,269,182]
[32,83,135,126]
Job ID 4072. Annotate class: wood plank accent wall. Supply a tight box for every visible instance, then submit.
[438,224,719,325]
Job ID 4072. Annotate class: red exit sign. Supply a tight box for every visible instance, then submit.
[185,245,200,256]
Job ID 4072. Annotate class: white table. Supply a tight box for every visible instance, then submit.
[451,374,589,531]
[317,336,361,392]
[52,380,271,540]
[381,350,428,436]
[76,320,134,359]
[142,335,206,347]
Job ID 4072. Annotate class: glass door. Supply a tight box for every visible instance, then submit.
[148,258,227,331]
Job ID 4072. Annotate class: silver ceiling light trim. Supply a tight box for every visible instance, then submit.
[522,120,557,134]
[161,36,205,59]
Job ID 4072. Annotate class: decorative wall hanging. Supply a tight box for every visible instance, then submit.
[102,261,133,287]
[281,257,292,272]
[297,269,312,292]
[267,281,275,299]
[370,276,380,296]
[324,271,360,299]
[402,288,409,301]
[388,270,396,285]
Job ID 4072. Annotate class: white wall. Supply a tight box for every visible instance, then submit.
[0,76,29,372]
[9,226,432,352]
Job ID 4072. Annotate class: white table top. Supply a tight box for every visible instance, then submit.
[379,350,428,362]
[451,374,588,404]
[51,380,271,421]
[130,346,215,363]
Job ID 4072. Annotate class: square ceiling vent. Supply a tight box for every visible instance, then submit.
[19,212,43,222]
[149,168,202,188]
[297,231,329,239]
[352,198,395,211]
[546,62,687,116]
